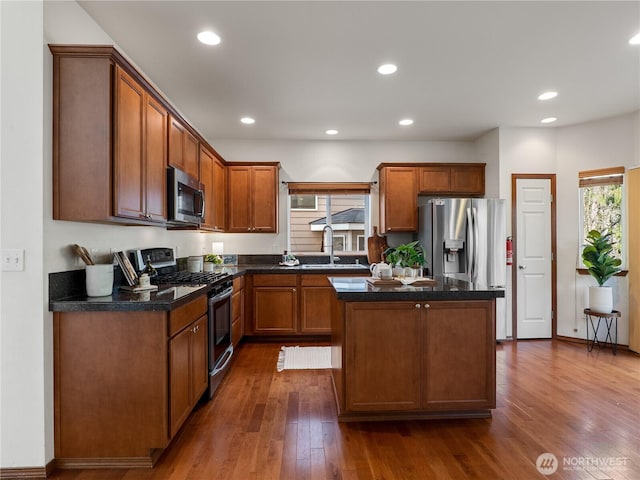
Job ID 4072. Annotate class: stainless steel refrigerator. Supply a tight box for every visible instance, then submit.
[417,198,508,339]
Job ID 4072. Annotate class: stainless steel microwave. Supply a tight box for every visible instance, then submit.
[167,167,204,225]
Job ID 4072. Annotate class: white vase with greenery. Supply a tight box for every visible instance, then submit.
[581,230,622,313]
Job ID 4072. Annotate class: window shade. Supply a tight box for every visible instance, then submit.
[287,182,371,195]
[578,167,625,187]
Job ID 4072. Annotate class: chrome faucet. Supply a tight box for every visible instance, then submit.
[322,225,335,265]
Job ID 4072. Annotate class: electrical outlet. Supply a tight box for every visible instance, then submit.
[2,249,24,272]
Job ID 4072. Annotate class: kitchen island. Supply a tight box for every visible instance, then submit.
[329,276,504,421]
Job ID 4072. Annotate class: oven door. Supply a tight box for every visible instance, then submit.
[208,283,233,398]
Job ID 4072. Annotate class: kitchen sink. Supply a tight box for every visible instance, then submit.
[300,264,368,269]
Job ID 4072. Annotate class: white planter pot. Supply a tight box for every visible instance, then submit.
[588,286,613,313]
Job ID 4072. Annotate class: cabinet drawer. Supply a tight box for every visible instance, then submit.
[169,296,207,337]
[253,274,297,287]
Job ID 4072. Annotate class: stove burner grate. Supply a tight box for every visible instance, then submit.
[155,271,228,285]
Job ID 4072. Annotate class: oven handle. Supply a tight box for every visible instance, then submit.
[212,344,234,376]
[209,286,233,302]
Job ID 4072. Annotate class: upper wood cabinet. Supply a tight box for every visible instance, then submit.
[418,164,485,196]
[168,115,199,180]
[378,166,418,233]
[377,163,486,233]
[51,46,168,225]
[227,163,279,233]
[114,67,167,223]
[199,146,226,231]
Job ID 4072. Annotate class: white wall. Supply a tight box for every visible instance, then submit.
[474,128,500,198]
[1,0,47,468]
[555,111,639,344]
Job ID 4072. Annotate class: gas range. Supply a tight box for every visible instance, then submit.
[130,247,231,286]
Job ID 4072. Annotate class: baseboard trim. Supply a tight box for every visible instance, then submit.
[556,335,633,352]
[54,450,162,469]
[0,465,47,480]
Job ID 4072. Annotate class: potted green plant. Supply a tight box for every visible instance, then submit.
[383,241,426,276]
[581,229,621,313]
[203,253,223,272]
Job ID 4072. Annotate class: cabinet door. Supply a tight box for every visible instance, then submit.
[422,301,495,410]
[379,167,417,233]
[190,315,209,402]
[169,325,192,437]
[183,130,199,180]
[450,165,484,195]
[345,302,421,411]
[418,166,451,193]
[168,115,185,171]
[300,286,333,333]
[199,146,216,229]
[212,157,226,231]
[144,96,168,222]
[168,116,199,179]
[251,166,278,232]
[253,287,297,334]
[231,287,244,347]
[227,166,252,232]
[114,66,145,220]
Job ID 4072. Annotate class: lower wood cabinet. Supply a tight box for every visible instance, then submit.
[333,299,496,419]
[300,274,340,334]
[345,302,422,411]
[252,274,298,334]
[248,272,368,336]
[231,276,245,347]
[169,314,208,438]
[53,295,208,468]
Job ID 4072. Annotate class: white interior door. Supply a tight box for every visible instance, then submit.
[516,179,552,339]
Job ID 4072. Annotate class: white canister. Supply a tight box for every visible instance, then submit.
[85,264,114,297]
[187,256,203,273]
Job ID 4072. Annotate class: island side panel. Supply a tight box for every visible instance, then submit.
[330,294,346,414]
[54,311,169,461]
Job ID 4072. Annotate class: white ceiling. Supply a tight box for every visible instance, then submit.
[77,0,640,142]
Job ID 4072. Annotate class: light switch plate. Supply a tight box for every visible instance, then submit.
[1,249,24,271]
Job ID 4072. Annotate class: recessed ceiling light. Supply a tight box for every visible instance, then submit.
[325,129,338,135]
[541,117,557,124]
[240,117,255,125]
[398,119,414,126]
[538,91,558,100]
[197,31,221,46]
[377,63,398,75]
[630,32,640,45]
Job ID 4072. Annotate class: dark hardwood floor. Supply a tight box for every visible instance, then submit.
[50,340,640,480]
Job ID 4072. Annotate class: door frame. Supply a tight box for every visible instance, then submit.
[511,174,557,340]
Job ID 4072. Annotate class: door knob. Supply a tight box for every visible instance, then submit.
[518,265,526,270]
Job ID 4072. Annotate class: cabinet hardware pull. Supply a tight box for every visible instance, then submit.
[415,304,421,308]
[424,304,430,308]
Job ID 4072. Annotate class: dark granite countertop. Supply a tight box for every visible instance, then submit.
[236,263,370,274]
[49,263,369,312]
[329,276,505,301]
[49,284,212,312]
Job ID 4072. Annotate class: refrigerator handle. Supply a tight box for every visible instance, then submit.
[466,207,475,281]
[472,207,479,283]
